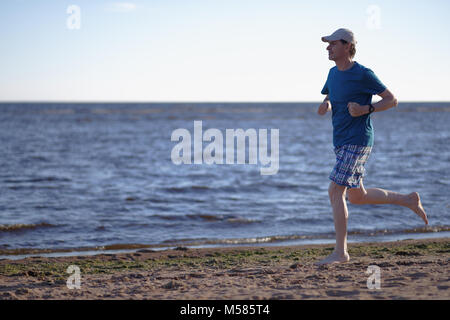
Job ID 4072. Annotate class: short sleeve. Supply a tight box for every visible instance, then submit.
[321,78,329,95]
[363,68,387,95]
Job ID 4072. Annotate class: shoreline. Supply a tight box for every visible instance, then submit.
[2,227,450,260]
[0,237,449,300]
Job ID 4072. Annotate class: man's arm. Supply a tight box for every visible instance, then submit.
[347,89,398,117]
[318,95,331,115]
[370,89,398,112]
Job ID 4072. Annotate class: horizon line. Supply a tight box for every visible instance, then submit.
[1,100,450,104]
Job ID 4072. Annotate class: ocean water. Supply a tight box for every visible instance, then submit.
[0,102,449,256]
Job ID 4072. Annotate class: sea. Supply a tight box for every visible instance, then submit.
[0,102,449,259]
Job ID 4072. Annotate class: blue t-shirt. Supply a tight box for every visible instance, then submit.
[321,61,387,148]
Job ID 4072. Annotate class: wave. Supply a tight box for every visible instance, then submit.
[164,185,212,193]
[90,108,165,115]
[186,214,261,223]
[0,243,155,257]
[160,226,450,247]
[162,234,320,246]
[349,225,450,236]
[396,106,450,112]
[1,225,448,257]
[4,176,71,183]
[161,182,284,194]
[150,213,261,224]
[0,222,58,233]
[160,180,328,195]
[40,109,75,115]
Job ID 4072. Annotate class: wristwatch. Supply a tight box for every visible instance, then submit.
[368,104,375,114]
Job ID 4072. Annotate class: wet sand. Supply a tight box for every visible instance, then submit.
[0,238,449,300]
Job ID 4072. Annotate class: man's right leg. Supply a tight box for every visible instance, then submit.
[315,181,350,265]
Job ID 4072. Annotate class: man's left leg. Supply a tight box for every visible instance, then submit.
[347,179,428,225]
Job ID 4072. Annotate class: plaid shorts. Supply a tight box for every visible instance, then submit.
[329,144,372,188]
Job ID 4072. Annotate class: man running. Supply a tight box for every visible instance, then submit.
[316,28,429,265]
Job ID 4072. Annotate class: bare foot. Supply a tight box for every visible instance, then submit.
[314,251,350,266]
[405,192,429,225]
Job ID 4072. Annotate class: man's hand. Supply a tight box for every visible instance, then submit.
[347,102,368,117]
[318,100,331,115]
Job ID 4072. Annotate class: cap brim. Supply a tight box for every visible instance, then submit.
[321,35,338,42]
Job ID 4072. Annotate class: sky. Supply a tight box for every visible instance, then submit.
[1,0,449,102]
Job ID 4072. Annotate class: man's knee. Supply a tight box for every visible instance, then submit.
[347,187,367,204]
[328,181,347,201]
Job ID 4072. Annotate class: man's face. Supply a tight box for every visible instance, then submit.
[326,40,349,61]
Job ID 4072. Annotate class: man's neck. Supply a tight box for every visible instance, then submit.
[335,59,354,71]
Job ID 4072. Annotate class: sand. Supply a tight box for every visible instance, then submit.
[0,238,449,300]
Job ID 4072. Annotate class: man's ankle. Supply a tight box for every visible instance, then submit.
[333,249,348,257]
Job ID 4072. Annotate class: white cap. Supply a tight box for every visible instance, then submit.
[321,28,357,44]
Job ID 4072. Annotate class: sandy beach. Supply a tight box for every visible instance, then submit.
[0,238,449,300]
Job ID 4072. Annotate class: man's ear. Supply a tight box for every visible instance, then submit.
[345,42,351,54]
